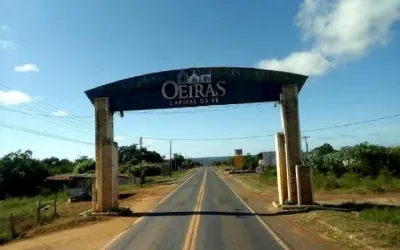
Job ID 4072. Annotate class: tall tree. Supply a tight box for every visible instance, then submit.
[0,150,50,197]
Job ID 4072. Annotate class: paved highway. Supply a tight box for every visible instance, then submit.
[104,167,285,250]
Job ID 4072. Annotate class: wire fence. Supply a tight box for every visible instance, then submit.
[0,195,61,243]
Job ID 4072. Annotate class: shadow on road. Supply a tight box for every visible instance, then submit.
[117,202,400,217]
[119,193,136,200]
[278,202,400,215]
[318,202,400,211]
[120,210,315,218]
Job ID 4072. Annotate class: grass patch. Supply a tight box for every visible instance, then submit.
[228,167,400,195]
[231,168,277,192]
[314,172,400,194]
[359,206,400,225]
[0,191,74,244]
[288,204,400,250]
[320,202,400,225]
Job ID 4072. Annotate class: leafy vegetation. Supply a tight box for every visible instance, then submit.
[0,150,51,199]
[303,142,400,193]
[73,158,96,174]
[118,144,164,166]
[304,142,400,178]
[118,144,202,176]
[0,143,201,244]
[221,142,400,194]
[0,143,202,200]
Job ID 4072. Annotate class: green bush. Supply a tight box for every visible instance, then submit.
[125,162,161,177]
[312,170,400,193]
[304,142,400,179]
[0,150,50,198]
[143,163,162,176]
[73,159,95,174]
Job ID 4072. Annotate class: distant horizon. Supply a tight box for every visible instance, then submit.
[4,140,400,161]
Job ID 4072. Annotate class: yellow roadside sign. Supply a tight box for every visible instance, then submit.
[233,155,244,169]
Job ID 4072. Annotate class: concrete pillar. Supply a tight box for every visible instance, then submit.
[112,142,119,208]
[94,97,115,212]
[280,85,302,205]
[296,165,314,205]
[275,132,288,204]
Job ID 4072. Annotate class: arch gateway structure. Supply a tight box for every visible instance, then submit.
[85,67,314,213]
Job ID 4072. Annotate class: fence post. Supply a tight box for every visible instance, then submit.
[37,200,41,223]
[53,196,58,217]
[9,213,16,238]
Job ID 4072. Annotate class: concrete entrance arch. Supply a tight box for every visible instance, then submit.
[85,67,314,212]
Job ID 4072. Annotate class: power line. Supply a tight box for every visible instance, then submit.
[142,113,400,141]
[0,121,94,145]
[0,107,93,119]
[0,84,96,136]
[15,104,93,129]
[0,107,94,136]
[301,114,400,132]
[0,98,264,119]
[1,108,399,144]
[129,103,264,114]
[2,103,263,117]
[0,84,94,127]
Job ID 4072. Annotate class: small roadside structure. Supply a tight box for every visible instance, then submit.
[45,173,130,202]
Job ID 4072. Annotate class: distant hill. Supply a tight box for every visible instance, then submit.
[191,156,231,166]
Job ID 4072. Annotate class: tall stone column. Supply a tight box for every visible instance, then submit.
[275,132,288,204]
[94,97,115,212]
[280,85,302,205]
[296,165,314,205]
[112,142,119,208]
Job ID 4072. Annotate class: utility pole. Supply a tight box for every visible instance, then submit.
[302,136,310,153]
[139,137,144,187]
[169,140,172,176]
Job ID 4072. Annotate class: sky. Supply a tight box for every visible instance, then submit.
[1,0,400,160]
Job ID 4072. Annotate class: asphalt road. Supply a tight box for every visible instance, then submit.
[105,167,284,250]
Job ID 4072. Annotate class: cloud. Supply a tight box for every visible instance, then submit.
[51,110,68,117]
[0,25,16,49]
[114,135,125,142]
[258,51,332,76]
[0,90,32,105]
[0,40,16,49]
[257,0,400,76]
[14,64,39,72]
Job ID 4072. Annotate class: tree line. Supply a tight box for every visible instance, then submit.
[304,142,400,178]
[212,152,263,169]
[117,144,202,179]
[0,144,201,199]
[213,142,400,179]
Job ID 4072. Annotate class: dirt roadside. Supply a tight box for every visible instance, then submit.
[217,171,340,250]
[1,183,181,250]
